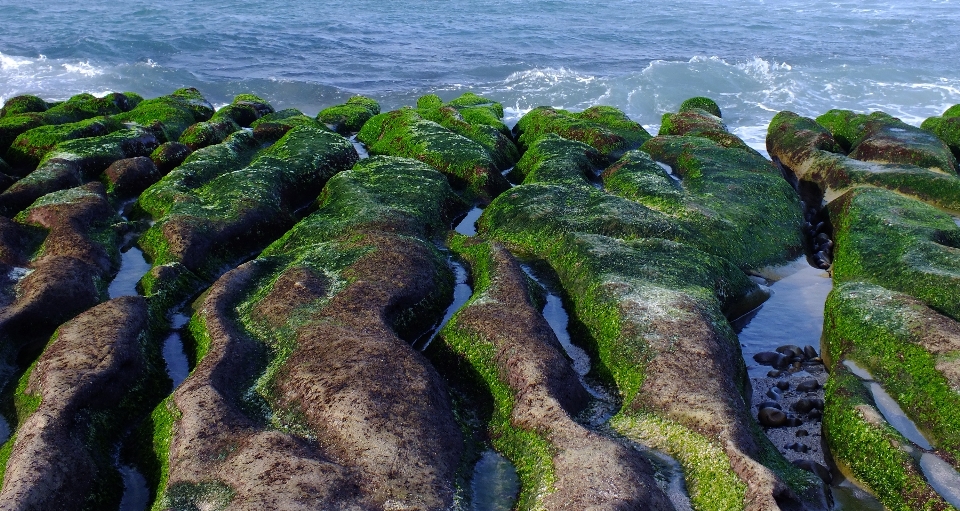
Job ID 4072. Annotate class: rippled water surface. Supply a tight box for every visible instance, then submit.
[2,0,958,151]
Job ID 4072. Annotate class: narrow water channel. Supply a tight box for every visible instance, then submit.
[734,257,888,510]
[163,313,191,389]
[117,462,149,511]
[470,450,520,511]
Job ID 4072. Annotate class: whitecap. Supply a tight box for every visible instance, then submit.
[62,61,104,77]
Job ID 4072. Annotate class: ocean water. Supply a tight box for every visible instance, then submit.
[2,0,959,151]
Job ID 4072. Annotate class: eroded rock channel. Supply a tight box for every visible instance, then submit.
[0,89,958,510]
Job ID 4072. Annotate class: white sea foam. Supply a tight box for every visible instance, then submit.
[62,61,103,77]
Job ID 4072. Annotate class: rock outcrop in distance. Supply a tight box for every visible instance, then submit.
[3,87,958,511]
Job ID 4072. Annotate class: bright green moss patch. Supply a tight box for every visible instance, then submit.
[612,412,746,511]
[829,186,960,320]
[817,109,957,173]
[0,92,134,154]
[680,97,722,118]
[252,108,328,142]
[178,118,240,151]
[116,88,215,142]
[825,281,960,462]
[922,114,960,161]
[823,368,951,510]
[417,101,519,171]
[317,95,381,134]
[357,107,510,201]
[210,94,274,128]
[513,105,651,161]
[1,95,48,118]
[636,136,803,268]
[145,397,184,511]
[7,116,124,169]
[138,130,260,219]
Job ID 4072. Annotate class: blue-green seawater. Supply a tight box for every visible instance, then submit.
[2,0,958,151]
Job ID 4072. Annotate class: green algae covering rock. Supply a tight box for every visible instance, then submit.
[436,237,674,510]
[816,109,958,173]
[767,111,960,210]
[823,368,954,511]
[177,118,239,151]
[416,92,519,171]
[828,186,960,320]
[6,116,124,169]
[0,296,162,510]
[317,95,380,134]
[0,92,138,158]
[0,95,48,118]
[513,105,651,161]
[680,96,722,118]
[922,104,960,161]
[481,126,823,509]
[115,88,214,143]
[139,125,357,284]
[357,107,510,202]
[824,282,960,464]
[208,93,273,128]
[658,98,753,152]
[251,108,329,142]
[152,155,467,510]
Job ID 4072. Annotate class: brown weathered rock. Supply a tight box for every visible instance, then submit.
[0,297,150,510]
[103,156,161,198]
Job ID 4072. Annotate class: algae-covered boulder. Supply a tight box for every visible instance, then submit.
[823,368,953,510]
[0,95,48,118]
[251,108,328,142]
[103,156,161,198]
[357,107,510,202]
[150,141,192,174]
[817,109,957,173]
[637,135,802,268]
[138,130,261,220]
[208,93,273,128]
[0,126,161,216]
[437,237,675,510]
[140,125,357,279]
[153,156,467,509]
[513,105,651,161]
[922,104,960,160]
[0,92,137,156]
[768,111,960,210]
[115,87,213,142]
[416,93,519,171]
[6,116,124,169]
[680,96,722,117]
[828,186,960,319]
[0,296,160,510]
[317,95,380,134]
[825,281,960,463]
[177,118,239,151]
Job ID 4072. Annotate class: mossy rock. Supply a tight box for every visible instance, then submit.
[140,126,358,277]
[252,108,328,142]
[679,96,722,118]
[0,92,135,155]
[317,96,380,135]
[115,88,215,142]
[357,108,510,202]
[817,109,957,173]
[178,118,240,151]
[7,116,124,169]
[138,130,261,219]
[922,113,960,161]
[417,103,519,171]
[825,281,960,463]
[823,367,952,510]
[658,105,753,152]
[605,142,802,269]
[0,95,48,118]
[266,155,467,252]
[768,111,960,211]
[169,87,214,121]
[150,142,193,174]
[514,105,651,161]
[509,133,604,185]
[210,94,274,128]
[829,186,960,320]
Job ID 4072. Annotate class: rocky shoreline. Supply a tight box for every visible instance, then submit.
[0,88,958,510]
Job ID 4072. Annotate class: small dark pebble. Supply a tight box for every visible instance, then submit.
[768,370,782,377]
[815,221,825,233]
[803,345,819,359]
[808,409,823,420]
[754,352,781,365]
[793,460,833,484]
[758,401,781,410]
[792,398,825,414]
[766,387,782,400]
[776,381,790,391]
[796,429,810,437]
[758,407,787,427]
[796,379,821,392]
[785,417,804,427]
[810,357,823,364]
[816,232,830,243]
[776,345,803,358]
[785,442,810,453]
